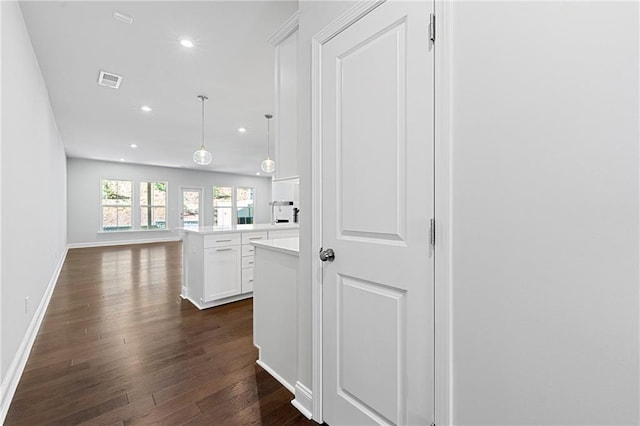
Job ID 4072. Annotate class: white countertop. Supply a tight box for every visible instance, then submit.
[251,237,299,256]
[178,223,299,235]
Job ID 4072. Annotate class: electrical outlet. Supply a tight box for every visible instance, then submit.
[25,296,29,315]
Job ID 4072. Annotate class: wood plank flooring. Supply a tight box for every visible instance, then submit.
[5,242,314,425]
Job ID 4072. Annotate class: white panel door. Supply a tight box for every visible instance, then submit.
[321,2,434,425]
[180,187,202,228]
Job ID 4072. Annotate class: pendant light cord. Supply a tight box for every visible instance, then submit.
[266,117,271,157]
[201,97,205,150]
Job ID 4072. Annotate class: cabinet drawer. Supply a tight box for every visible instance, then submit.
[204,233,241,248]
[242,231,268,245]
[242,256,255,269]
[268,229,299,240]
[242,268,254,293]
[242,244,255,257]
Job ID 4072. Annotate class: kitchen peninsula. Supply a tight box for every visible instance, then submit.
[180,224,299,309]
[252,237,299,393]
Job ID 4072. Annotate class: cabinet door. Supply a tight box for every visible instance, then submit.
[203,246,241,302]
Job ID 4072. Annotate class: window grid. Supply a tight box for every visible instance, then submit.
[213,186,233,227]
[237,187,254,225]
[101,179,132,231]
[140,181,167,229]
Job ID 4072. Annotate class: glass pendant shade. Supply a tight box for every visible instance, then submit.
[261,157,275,173]
[193,148,212,165]
[262,114,275,173]
[193,95,212,166]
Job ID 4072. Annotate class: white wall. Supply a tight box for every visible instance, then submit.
[297,0,356,409]
[0,0,67,411]
[447,1,639,424]
[67,158,272,246]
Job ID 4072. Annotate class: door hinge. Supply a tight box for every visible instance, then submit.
[430,218,436,248]
[429,13,436,42]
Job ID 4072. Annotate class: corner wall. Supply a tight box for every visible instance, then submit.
[0,1,68,418]
[447,1,639,424]
[67,158,272,246]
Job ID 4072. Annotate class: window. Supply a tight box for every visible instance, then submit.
[237,187,254,225]
[102,179,132,231]
[140,181,167,229]
[213,186,233,227]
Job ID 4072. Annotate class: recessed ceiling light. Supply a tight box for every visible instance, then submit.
[256,172,260,176]
[180,39,194,48]
[141,105,152,112]
[120,158,125,162]
[112,10,134,25]
[238,127,246,133]
[130,143,138,149]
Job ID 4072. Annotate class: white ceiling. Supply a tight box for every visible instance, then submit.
[20,1,298,176]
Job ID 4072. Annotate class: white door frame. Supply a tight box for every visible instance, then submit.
[433,1,452,425]
[310,0,452,424]
[179,186,204,228]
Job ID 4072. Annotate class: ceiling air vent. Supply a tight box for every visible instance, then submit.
[97,71,122,89]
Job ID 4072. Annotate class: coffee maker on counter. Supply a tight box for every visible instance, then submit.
[270,201,299,224]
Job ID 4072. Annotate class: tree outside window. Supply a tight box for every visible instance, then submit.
[140,182,167,229]
[102,179,132,231]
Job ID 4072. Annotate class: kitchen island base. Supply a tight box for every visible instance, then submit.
[180,224,299,310]
[252,238,299,396]
[180,292,253,310]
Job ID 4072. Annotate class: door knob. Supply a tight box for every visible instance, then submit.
[319,247,335,262]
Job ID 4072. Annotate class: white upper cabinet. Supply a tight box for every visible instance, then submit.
[269,12,299,181]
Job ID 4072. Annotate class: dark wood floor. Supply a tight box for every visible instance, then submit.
[5,242,314,425]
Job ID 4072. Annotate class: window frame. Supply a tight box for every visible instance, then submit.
[213,185,234,227]
[100,178,133,231]
[139,181,168,229]
[236,187,255,225]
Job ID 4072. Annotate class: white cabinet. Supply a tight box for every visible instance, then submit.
[204,245,241,301]
[253,242,299,393]
[182,231,246,309]
[241,231,267,295]
[269,12,299,181]
[181,226,300,310]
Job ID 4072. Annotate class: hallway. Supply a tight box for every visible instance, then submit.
[5,242,311,425]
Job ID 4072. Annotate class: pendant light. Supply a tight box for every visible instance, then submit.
[193,95,212,165]
[261,114,275,173]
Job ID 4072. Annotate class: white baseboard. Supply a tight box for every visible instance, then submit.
[256,358,295,394]
[0,247,68,423]
[67,236,181,249]
[292,381,313,419]
[184,293,253,310]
